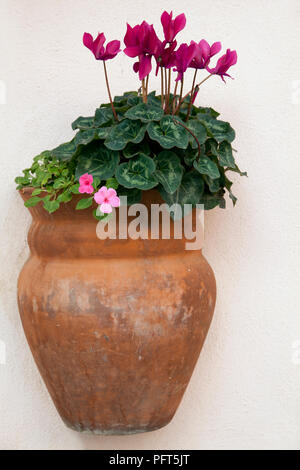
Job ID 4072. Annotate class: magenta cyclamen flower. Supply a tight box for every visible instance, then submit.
[79,173,94,194]
[124,21,160,80]
[174,42,197,82]
[83,32,121,61]
[207,49,237,82]
[94,186,120,214]
[190,39,222,70]
[161,11,186,43]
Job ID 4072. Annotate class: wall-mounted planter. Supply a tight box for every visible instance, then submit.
[17,188,216,435]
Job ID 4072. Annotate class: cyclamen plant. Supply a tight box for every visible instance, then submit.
[16,10,246,219]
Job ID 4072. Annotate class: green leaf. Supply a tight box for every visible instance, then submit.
[94,107,114,127]
[125,103,164,123]
[70,183,80,194]
[204,175,221,193]
[196,107,220,118]
[197,115,235,143]
[76,197,93,210]
[24,196,42,207]
[118,188,142,205]
[154,151,183,194]
[199,191,226,210]
[57,190,72,203]
[104,119,147,151]
[158,171,205,219]
[72,116,95,130]
[51,139,77,161]
[186,120,207,149]
[227,163,248,177]
[123,141,150,158]
[74,129,97,147]
[194,156,220,179]
[53,176,67,189]
[106,177,119,190]
[116,154,158,190]
[75,141,119,180]
[205,138,219,156]
[32,188,42,196]
[217,141,235,168]
[147,116,189,149]
[42,196,60,213]
[97,126,112,140]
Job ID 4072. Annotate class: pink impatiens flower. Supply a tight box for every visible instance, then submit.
[79,173,94,194]
[83,32,121,61]
[94,186,120,214]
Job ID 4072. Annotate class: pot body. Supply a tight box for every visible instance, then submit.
[18,190,216,434]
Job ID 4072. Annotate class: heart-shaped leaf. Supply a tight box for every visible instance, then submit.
[187,120,207,149]
[147,116,189,149]
[125,103,164,122]
[193,156,220,179]
[154,151,183,194]
[74,129,97,147]
[104,119,147,151]
[75,141,119,180]
[158,171,204,219]
[116,154,158,190]
[197,114,235,143]
[217,141,236,168]
[199,191,226,210]
[123,141,151,159]
[94,107,114,127]
[72,116,95,131]
[51,139,77,161]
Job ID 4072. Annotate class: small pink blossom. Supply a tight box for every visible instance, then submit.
[94,186,120,214]
[79,173,94,194]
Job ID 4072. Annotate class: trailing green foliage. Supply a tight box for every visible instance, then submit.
[16,91,246,215]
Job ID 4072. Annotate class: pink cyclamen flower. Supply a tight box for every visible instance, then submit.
[154,40,177,75]
[79,173,94,194]
[190,39,222,70]
[94,186,120,214]
[174,42,197,81]
[161,11,186,43]
[124,21,160,80]
[83,32,121,61]
[207,48,237,82]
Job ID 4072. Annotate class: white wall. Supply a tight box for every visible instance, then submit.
[0,0,299,450]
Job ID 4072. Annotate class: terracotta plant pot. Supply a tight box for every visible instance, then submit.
[17,188,216,435]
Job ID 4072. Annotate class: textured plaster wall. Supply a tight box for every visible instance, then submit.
[0,0,299,450]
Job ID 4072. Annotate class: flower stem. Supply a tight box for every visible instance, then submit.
[175,77,184,115]
[103,61,118,122]
[160,67,164,108]
[186,70,197,122]
[145,74,149,102]
[172,81,179,114]
[176,73,213,113]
